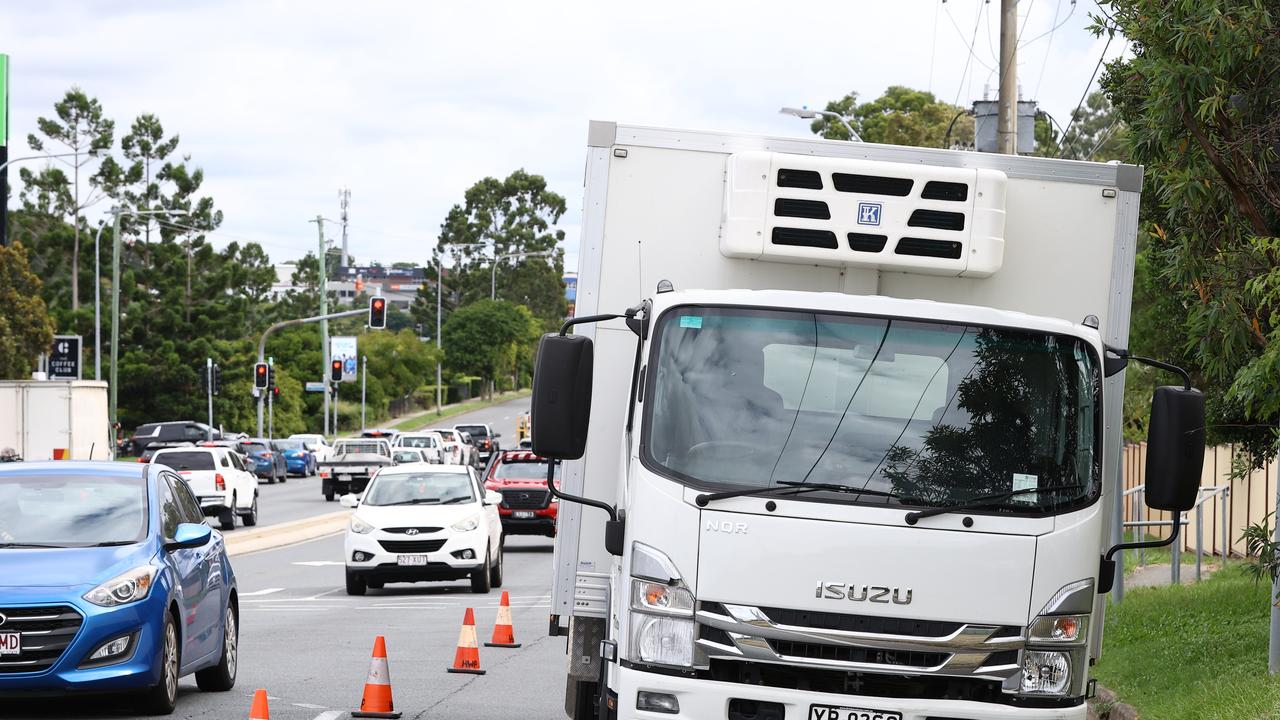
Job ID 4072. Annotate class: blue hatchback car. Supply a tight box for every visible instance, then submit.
[0,462,239,714]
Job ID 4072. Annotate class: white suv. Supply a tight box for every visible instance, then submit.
[341,464,503,595]
[151,446,260,530]
[393,432,444,463]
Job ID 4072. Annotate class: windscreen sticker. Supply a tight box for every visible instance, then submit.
[679,316,703,329]
[1012,473,1039,504]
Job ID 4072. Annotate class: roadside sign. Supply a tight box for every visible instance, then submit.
[330,336,358,382]
[305,381,327,393]
[48,335,82,380]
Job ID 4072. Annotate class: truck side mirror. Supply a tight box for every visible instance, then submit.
[531,333,594,460]
[1143,385,1206,512]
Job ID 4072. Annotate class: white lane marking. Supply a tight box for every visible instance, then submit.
[240,588,284,597]
[312,712,344,720]
[292,560,344,566]
[292,702,327,709]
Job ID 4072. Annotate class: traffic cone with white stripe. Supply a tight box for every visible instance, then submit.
[351,635,402,718]
[249,689,270,720]
[485,591,521,648]
[447,608,487,675]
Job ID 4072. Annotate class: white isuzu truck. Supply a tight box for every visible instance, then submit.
[531,122,1205,720]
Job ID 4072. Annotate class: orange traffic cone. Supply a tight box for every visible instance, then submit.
[249,689,270,720]
[485,591,521,648]
[447,608,487,675]
[351,635,402,719]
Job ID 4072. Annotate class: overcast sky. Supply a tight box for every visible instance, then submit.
[2,0,1123,272]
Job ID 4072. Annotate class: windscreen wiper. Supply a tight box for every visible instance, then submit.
[903,484,1086,525]
[0,543,64,549]
[384,498,441,506]
[695,481,901,507]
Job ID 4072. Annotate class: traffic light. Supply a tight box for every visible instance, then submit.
[369,296,387,329]
[253,362,269,390]
[271,386,281,398]
[267,365,276,389]
[330,359,342,382]
[211,364,221,395]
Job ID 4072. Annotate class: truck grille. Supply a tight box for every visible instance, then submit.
[0,605,84,674]
[696,602,1022,682]
[501,489,550,510]
[378,539,447,553]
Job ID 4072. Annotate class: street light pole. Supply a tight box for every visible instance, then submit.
[779,106,863,142]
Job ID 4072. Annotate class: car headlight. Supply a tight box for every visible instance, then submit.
[83,566,158,607]
[350,516,375,534]
[451,515,480,532]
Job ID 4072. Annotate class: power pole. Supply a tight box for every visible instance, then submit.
[436,255,443,416]
[360,354,367,433]
[310,215,331,438]
[339,188,350,271]
[997,0,1018,155]
[267,357,275,441]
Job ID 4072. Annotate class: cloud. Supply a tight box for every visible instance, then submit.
[3,0,1120,272]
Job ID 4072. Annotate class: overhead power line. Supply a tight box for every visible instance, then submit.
[1057,30,1115,159]
[950,1,991,108]
[1033,0,1069,98]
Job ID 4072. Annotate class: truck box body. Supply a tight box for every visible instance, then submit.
[0,381,111,462]
[552,123,1142,719]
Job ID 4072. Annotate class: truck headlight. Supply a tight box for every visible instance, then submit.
[350,516,375,534]
[629,614,696,667]
[84,566,158,607]
[627,542,697,668]
[1020,650,1071,694]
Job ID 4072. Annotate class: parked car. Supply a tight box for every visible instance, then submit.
[271,439,315,477]
[235,439,287,484]
[0,461,239,714]
[425,428,473,466]
[484,450,560,540]
[318,439,394,501]
[391,448,434,465]
[150,446,259,530]
[392,432,443,463]
[340,464,503,595]
[454,423,501,459]
[288,434,333,463]
[127,421,219,456]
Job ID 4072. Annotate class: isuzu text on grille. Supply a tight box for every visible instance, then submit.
[816,582,913,605]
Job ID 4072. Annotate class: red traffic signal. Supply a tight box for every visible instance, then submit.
[253,362,269,390]
[369,296,387,329]
[271,386,281,398]
[331,359,343,382]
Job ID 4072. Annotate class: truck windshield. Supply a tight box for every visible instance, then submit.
[644,306,1100,514]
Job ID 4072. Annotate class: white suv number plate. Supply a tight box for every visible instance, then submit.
[809,706,901,720]
[396,555,429,566]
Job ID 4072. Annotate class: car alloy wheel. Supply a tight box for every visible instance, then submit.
[162,621,178,704]
[224,611,238,680]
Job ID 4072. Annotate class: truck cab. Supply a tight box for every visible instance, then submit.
[535,123,1205,720]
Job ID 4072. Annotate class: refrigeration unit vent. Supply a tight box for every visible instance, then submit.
[722,151,1008,277]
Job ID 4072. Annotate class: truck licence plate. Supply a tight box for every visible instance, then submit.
[513,511,534,519]
[397,555,429,566]
[808,706,901,720]
[0,632,19,656]
[339,474,352,483]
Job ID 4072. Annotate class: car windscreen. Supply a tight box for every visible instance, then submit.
[393,451,424,463]
[455,425,487,437]
[493,460,560,481]
[240,443,268,455]
[644,306,1100,515]
[400,436,438,449]
[153,451,216,471]
[273,440,303,450]
[0,474,148,547]
[432,430,458,442]
[363,472,477,506]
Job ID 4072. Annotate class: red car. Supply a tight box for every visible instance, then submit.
[484,450,560,540]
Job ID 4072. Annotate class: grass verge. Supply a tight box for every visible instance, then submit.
[1093,564,1280,720]
[389,389,531,432]
[1120,530,1199,576]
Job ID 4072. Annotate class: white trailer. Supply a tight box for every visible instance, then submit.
[534,122,1204,720]
[0,380,111,461]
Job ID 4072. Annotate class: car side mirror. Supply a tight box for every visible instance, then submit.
[493,432,501,438]
[166,522,212,551]
[339,494,360,508]
[1144,385,1206,512]
[485,490,503,506]
[531,333,594,460]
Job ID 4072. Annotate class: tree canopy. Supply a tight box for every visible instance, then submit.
[0,242,56,378]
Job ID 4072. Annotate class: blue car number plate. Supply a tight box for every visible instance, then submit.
[0,632,19,656]
[809,706,901,720]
